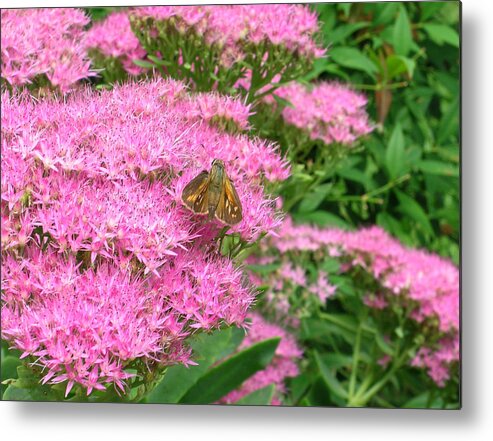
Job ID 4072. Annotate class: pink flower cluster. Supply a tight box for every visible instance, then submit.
[131,5,325,61]
[268,82,373,145]
[411,336,459,387]
[1,8,94,92]
[85,12,147,76]
[260,217,459,385]
[1,78,289,395]
[219,313,302,405]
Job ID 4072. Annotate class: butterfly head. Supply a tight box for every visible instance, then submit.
[211,158,225,168]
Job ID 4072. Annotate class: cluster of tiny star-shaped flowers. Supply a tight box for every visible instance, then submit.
[1,77,290,396]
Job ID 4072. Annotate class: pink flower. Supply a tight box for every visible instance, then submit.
[85,12,147,76]
[363,293,388,310]
[309,272,337,303]
[218,312,302,405]
[1,8,95,92]
[279,262,307,287]
[1,77,288,396]
[258,216,459,386]
[131,5,325,62]
[266,82,373,145]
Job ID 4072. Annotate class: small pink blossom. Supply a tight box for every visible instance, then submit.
[266,82,373,145]
[309,272,337,303]
[85,12,147,76]
[219,313,302,405]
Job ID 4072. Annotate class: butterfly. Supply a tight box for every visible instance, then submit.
[181,159,243,225]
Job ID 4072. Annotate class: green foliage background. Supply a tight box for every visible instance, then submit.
[296,2,460,264]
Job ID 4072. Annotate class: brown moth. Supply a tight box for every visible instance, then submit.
[181,159,243,225]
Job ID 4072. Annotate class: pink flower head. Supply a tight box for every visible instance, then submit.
[1,8,95,92]
[309,272,337,303]
[85,12,147,76]
[219,312,302,404]
[264,217,459,386]
[131,5,325,62]
[1,77,288,395]
[267,82,373,145]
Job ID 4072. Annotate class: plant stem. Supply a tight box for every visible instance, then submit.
[348,323,363,400]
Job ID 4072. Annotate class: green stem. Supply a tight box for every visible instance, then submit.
[365,174,411,198]
[353,351,409,405]
[351,81,409,91]
[348,323,363,399]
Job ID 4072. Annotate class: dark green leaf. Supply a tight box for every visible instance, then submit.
[395,190,434,236]
[235,384,276,405]
[385,123,406,179]
[420,3,445,21]
[437,96,459,145]
[330,47,378,77]
[403,391,445,409]
[292,211,350,229]
[287,374,311,404]
[417,160,459,177]
[313,351,348,399]
[393,5,413,56]
[245,263,281,275]
[373,3,400,25]
[298,183,333,213]
[329,22,369,44]
[422,24,459,47]
[132,59,155,68]
[318,353,353,369]
[146,327,244,403]
[179,338,280,404]
[386,55,416,79]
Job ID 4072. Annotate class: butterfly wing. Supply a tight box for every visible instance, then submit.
[215,175,243,225]
[181,171,210,214]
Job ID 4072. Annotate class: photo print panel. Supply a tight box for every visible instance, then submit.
[1,2,460,408]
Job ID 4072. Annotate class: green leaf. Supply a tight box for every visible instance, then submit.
[329,22,369,44]
[386,55,416,79]
[300,317,355,345]
[2,365,60,402]
[1,355,21,382]
[288,374,311,404]
[385,123,406,179]
[395,190,434,237]
[337,167,374,191]
[375,333,394,356]
[1,355,22,398]
[417,160,459,177]
[298,183,333,213]
[403,391,445,409]
[132,59,155,69]
[313,351,348,399]
[146,54,169,66]
[245,263,281,275]
[437,96,459,145]
[146,327,244,403]
[420,3,446,21]
[292,211,349,229]
[393,5,413,56]
[373,3,400,25]
[318,353,353,369]
[330,47,378,77]
[179,338,280,404]
[422,24,459,48]
[235,384,276,405]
